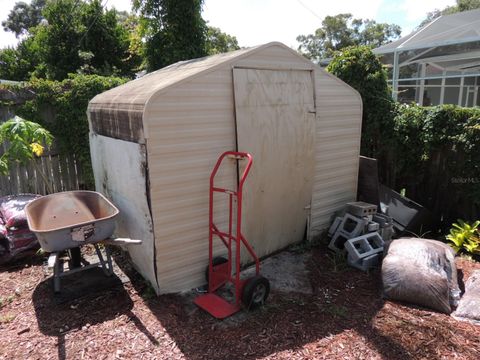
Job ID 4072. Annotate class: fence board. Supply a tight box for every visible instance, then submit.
[10,163,19,195]
[34,157,46,195]
[60,155,72,191]
[0,151,86,196]
[67,155,77,190]
[25,162,36,194]
[50,155,62,192]
[17,164,28,193]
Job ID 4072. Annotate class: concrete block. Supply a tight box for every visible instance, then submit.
[344,232,384,262]
[338,213,366,238]
[328,231,350,253]
[348,252,381,272]
[347,202,377,217]
[328,216,343,237]
[367,221,380,232]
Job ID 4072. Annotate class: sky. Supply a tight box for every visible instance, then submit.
[0,0,456,49]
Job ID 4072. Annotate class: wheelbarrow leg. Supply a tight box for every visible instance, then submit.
[94,244,113,276]
[49,252,62,293]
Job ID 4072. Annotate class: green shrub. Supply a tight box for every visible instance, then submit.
[391,104,480,225]
[327,47,480,224]
[446,219,480,255]
[14,74,127,188]
[327,46,396,158]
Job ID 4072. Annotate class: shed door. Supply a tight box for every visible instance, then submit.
[233,68,316,258]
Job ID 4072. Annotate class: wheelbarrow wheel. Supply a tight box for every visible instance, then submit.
[242,275,270,310]
[205,256,228,283]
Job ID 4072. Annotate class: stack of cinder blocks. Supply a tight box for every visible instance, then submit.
[328,202,390,272]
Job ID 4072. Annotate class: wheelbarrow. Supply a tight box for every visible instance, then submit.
[25,191,141,292]
[194,151,270,319]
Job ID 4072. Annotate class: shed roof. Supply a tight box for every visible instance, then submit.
[89,44,266,110]
[374,8,480,54]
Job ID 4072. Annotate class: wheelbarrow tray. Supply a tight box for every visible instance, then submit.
[25,191,119,252]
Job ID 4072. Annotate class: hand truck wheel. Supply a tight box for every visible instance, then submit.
[242,275,270,310]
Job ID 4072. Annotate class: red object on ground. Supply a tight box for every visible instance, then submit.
[0,194,42,229]
[194,151,262,319]
[0,194,41,265]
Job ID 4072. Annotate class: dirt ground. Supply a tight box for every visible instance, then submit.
[1,245,480,360]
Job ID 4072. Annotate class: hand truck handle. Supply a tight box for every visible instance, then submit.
[210,151,253,188]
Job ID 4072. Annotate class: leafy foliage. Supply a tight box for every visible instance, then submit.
[0,0,141,81]
[446,219,480,254]
[37,0,139,80]
[0,115,52,172]
[297,14,401,62]
[0,116,53,191]
[205,26,240,55]
[14,74,127,188]
[327,46,480,224]
[327,46,396,157]
[390,104,480,225]
[133,0,207,71]
[1,0,46,37]
[0,29,47,81]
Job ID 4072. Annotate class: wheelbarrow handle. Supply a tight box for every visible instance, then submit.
[101,238,143,246]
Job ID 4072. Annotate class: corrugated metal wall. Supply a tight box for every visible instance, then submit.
[310,71,363,237]
[145,68,237,293]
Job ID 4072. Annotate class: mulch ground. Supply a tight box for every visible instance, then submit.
[1,246,480,360]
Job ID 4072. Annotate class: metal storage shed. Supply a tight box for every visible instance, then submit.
[87,42,362,294]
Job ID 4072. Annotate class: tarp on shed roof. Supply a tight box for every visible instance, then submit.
[374,8,480,54]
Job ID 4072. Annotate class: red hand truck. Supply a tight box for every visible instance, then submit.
[194,151,270,319]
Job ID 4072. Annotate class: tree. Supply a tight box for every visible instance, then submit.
[418,0,480,28]
[205,26,240,55]
[0,35,43,81]
[37,0,138,80]
[0,116,53,192]
[133,0,207,71]
[327,46,396,158]
[297,14,401,62]
[2,0,46,37]
[1,0,142,81]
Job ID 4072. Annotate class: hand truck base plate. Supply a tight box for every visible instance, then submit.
[194,293,241,319]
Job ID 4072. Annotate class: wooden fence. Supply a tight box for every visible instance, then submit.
[0,143,85,196]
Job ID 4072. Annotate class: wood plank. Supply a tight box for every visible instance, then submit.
[9,163,20,195]
[17,163,28,194]
[50,154,62,192]
[0,174,9,196]
[40,156,51,194]
[58,155,71,191]
[24,162,36,193]
[233,68,316,258]
[33,158,45,195]
[74,155,84,189]
[67,155,78,190]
